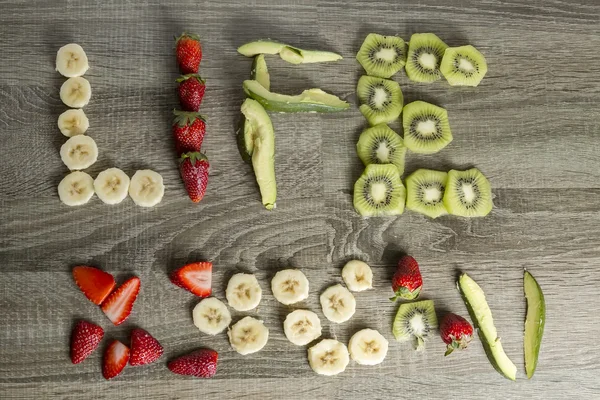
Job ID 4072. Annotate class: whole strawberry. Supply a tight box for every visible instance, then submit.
[177,74,206,111]
[440,313,474,356]
[390,255,423,301]
[175,33,202,74]
[168,348,218,378]
[172,110,206,155]
[179,152,209,203]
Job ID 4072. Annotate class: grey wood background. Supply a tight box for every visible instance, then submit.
[1,0,599,398]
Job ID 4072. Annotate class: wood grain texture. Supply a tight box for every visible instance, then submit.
[1,0,600,398]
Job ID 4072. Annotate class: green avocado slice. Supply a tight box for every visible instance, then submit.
[524,271,545,379]
[251,54,270,90]
[238,40,342,64]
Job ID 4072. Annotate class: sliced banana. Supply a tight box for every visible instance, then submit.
[60,135,98,171]
[320,284,356,323]
[228,316,269,355]
[93,168,130,205]
[128,170,165,207]
[271,269,309,305]
[308,339,349,376]
[226,273,262,311]
[348,328,389,366]
[57,109,89,137]
[60,77,91,108]
[58,171,95,206]
[283,310,322,346]
[56,43,89,78]
[342,260,373,292]
[193,297,232,336]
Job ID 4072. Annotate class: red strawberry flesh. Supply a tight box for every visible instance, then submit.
[170,262,212,297]
[101,276,141,326]
[175,33,202,74]
[72,266,116,305]
[440,313,474,356]
[168,348,218,378]
[177,74,206,112]
[179,152,209,203]
[103,340,130,380]
[130,328,163,366]
[172,111,206,155]
[390,255,423,301]
[70,320,104,364]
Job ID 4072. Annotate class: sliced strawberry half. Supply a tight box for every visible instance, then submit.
[70,320,104,364]
[72,266,116,305]
[129,328,163,366]
[170,262,212,297]
[102,340,130,380]
[168,348,218,378]
[101,276,141,326]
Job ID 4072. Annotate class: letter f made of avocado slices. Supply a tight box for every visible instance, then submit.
[240,98,276,210]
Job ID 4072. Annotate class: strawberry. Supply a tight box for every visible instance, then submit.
[101,276,140,326]
[172,110,206,155]
[177,74,206,111]
[440,313,474,356]
[72,265,116,305]
[70,320,104,364]
[170,262,212,297]
[179,152,209,203]
[103,340,130,380]
[175,33,202,74]
[390,255,423,301]
[168,349,218,378]
[129,328,163,366]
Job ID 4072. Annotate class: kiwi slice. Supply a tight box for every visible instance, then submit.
[357,75,404,126]
[356,124,406,175]
[443,168,493,217]
[405,169,449,219]
[440,45,488,87]
[353,164,406,217]
[402,101,452,154]
[405,33,448,83]
[392,300,438,350]
[356,33,407,79]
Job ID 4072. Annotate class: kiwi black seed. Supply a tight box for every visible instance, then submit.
[443,168,493,217]
[402,100,452,154]
[357,75,404,126]
[353,164,406,217]
[356,124,406,175]
[392,300,438,350]
[405,33,448,83]
[440,45,488,87]
[356,33,407,79]
[406,169,449,219]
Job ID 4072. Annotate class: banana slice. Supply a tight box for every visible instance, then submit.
[341,260,373,292]
[56,43,89,78]
[348,328,389,365]
[320,284,356,323]
[60,135,98,171]
[60,77,91,108]
[128,170,165,207]
[58,171,95,206]
[271,269,309,305]
[93,168,130,205]
[283,310,322,346]
[57,109,89,137]
[193,297,232,335]
[228,316,269,355]
[226,273,262,311]
[308,339,350,376]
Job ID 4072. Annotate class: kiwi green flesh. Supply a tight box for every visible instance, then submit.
[356,124,406,175]
[353,164,405,217]
[443,168,493,217]
[406,169,449,219]
[405,33,448,83]
[251,54,270,90]
[357,75,403,125]
[402,101,452,154]
[357,33,407,79]
[441,45,488,87]
[393,300,438,350]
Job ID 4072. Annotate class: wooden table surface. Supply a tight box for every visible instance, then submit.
[1,0,600,398]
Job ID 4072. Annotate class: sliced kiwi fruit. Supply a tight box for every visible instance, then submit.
[392,300,438,350]
[356,33,407,79]
[405,33,448,83]
[353,164,406,217]
[440,45,488,87]
[357,75,403,126]
[443,168,493,217]
[356,124,406,175]
[402,100,452,154]
[405,169,449,219]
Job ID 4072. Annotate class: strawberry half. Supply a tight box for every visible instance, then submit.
[172,110,206,155]
[175,33,202,74]
[168,348,218,378]
[179,152,209,203]
[72,266,116,305]
[170,262,212,297]
[103,340,130,380]
[130,328,163,366]
[177,74,206,112]
[101,276,141,326]
[390,255,423,301]
[70,320,104,364]
[440,313,474,356]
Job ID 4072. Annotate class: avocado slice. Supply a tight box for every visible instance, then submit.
[238,40,342,64]
[251,54,270,90]
[240,98,276,210]
[236,118,253,164]
[243,80,349,113]
[524,271,545,379]
[459,273,517,381]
